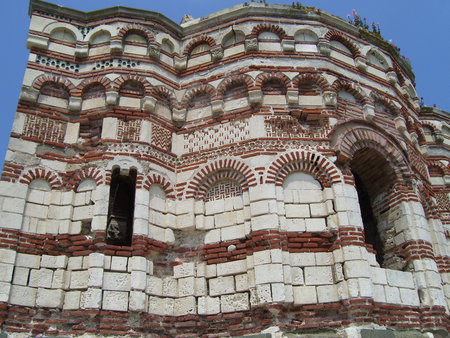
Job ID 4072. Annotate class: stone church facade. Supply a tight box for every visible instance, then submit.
[0,0,449,336]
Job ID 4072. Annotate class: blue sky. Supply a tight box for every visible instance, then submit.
[0,1,449,168]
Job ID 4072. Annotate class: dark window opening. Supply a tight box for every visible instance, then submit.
[106,167,137,246]
[262,79,286,95]
[120,81,145,98]
[353,172,384,265]
[224,83,248,101]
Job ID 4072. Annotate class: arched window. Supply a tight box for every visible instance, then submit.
[190,43,210,56]
[262,79,286,95]
[368,50,388,70]
[120,81,145,98]
[330,40,352,55]
[189,91,211,108]
[38,83,70,109]
[350,148,397,268]
[123,31,148,55]
[294,30,318,52]
[338,90,357,103]
[222,31,245,48]
[161,38,174,54]
[50,28,76,43]
[90,31,111,45]
[106,167,137,246]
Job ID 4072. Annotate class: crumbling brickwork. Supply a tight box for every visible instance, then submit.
[0,1,449,337]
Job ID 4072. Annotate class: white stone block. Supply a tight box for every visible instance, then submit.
[103,272,130,291]
[129,290,147,312]
[305,218,327,232]
[195,277,207,296]
[146,276,163,296]
[68,256,83,270]
[342,246,363,261]
[358,278,373,297]
[162,277,177,297]
[272,283,286,302]
[235,274,249,292]
[284,218,306,232]
[205,199,225,216]
[0,248,16,264]
[254,250,271,265]
[0,211,22,230]
[371,267,387,285]
[293,285,317,304]
[205,229,221,244]
[41,255,68,269]
[148,296,174,316]
[178,276,195,297]
[110,256,128,272]
[344,260,371,279]
[174,296,197,316]
[255,284,272,304]
[400,287,420,306]
[386,269,415,289]
[37,268,53,288]
[250,200,271,217]
[255,264,284,284]
[88,253,104,268]
[72,205,93,221]
[384,285,401,304]
[310,203,328,217]
[304,266,333,285]
[221,224,245,241]
[63,291,81,310]
[10,285,36,306]
[198,296,220,315]
[16,253,41,269]
[0,282,10,302]
[174,262,195,278]
[251,214,279,231]
[217,259,247,276]
[102,291,128,312]
[290,252,315,267]
[317,285,339,303]
[373,284,386,303]
[215,211,238,227]
[131,270,146,291]
[70,270,89,289]
[205,264,217,278]
[36,288,64,308]
[285,204,310,218]
[210,276,235,296]
[315,252,333,266]
[12,267,29,285]
[291,267,304,285]
[248,184,276,202]
[221,293,249,313]
[0,263,13,282]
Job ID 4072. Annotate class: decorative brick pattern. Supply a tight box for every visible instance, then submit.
[151,124,172,151]
[23,114,66,144]
[183,119,250,153]
[205,180,243,202]
[117,120,141,142]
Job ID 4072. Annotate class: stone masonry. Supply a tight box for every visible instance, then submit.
[0,0,449,337]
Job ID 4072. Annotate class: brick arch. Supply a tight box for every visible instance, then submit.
[324,30,361,58]
[265,150,343,188]
[117,24,155,44]
[151,86,177,107]
[370,91,400,116]
[19,168,63,190]
[70,167,105,190]
[427,161,449,176]
[32,74,76,96]
[185,159,257,199]
[332,79,369,105]
[251,23,287,39]
[255,72,293,91]
[182,84,216,107]
[292,73,331,92]
[420,121,440,134]
[143,173,175,199]
[76,77,112,97]
[113,75,152,96]
[216,74,254,100]
[331,124,410,181]
[183,35,217,56]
